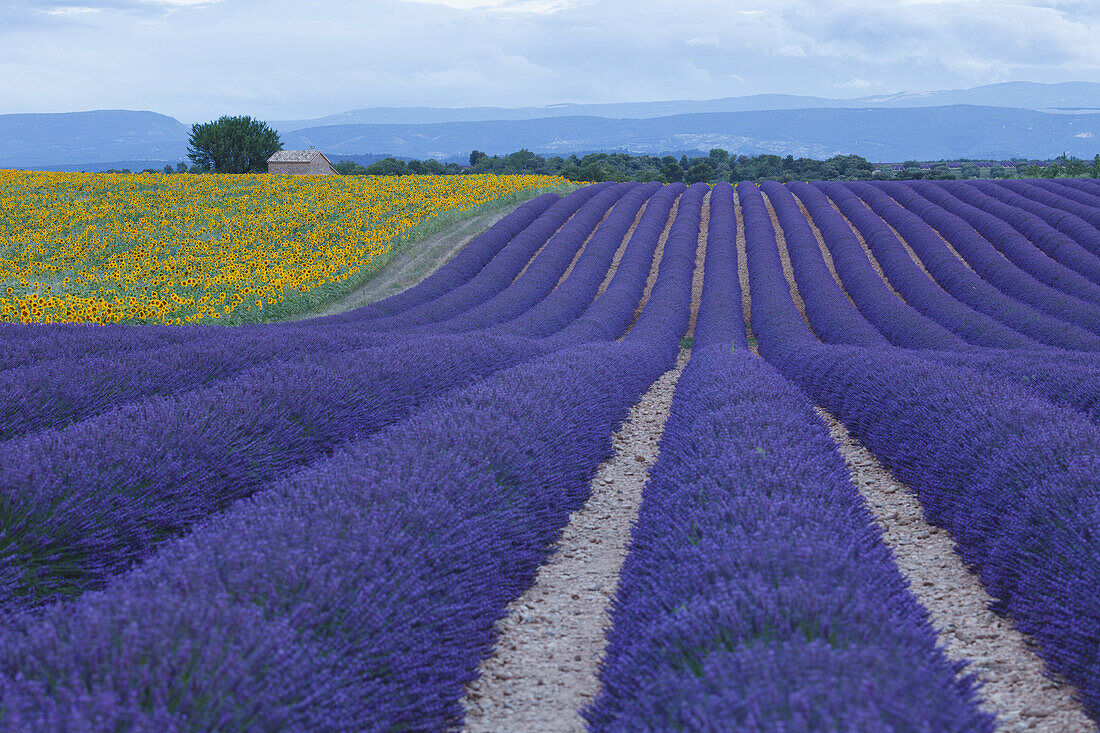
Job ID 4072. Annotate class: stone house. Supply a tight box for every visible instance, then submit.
[267,149,338,175]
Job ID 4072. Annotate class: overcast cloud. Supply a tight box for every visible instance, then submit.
[0,0,1098,121]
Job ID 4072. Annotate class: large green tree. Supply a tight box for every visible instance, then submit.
[187,115,282,173]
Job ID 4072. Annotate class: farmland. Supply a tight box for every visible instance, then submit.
[0,170,568,325]
[0,177,1099,730]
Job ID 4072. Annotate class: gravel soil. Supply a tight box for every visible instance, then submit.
[686,190,710,338]
[819,409,1094,732]
[734,188,756,346]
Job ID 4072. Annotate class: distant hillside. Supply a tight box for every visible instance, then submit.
[858,81,1100,112]
[272,81,1100,130]
[281,106,1100,162]
[4,83,1100,169]
[0,110,188,167]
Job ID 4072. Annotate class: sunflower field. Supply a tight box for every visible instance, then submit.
[0,169,569,325]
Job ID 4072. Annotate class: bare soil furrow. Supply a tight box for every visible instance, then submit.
[733,188,755,348]
[818,408,1093,733]
[685,190,711,338]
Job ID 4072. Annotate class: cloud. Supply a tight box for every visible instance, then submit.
[43,6,100,14]
[0,0,1098,119]
[399,0,577,11]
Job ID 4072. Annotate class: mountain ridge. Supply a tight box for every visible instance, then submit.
[3,82,1100,168]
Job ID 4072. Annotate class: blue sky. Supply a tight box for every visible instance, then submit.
[1,0,1098,121]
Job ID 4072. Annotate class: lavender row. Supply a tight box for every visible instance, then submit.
[738,182,819,349]
[1059,178,1100,202]
[0,186,629,443]
[0,185,706,729]
[761,182,887,346]
[925,347,1100,426]
[619,182,709,346]
[817,182,1039,349]
[0,341,674,730]
[0,334,550,613]
[0,323,222,373]
[493,182,660,339]
[359,183,612,332]
[768,343,1100,722]
[587,346,992,731]
[0,329,397,442]
[1007,179,1100,245]
[928,181,1100,297]
[976,180,1100,267]
[692,182,747,351]
[877,181,1100,338]
[421,184,629,334]
[848,182,1100,350]
[543,183,684,347]
[1045,179,1100,214]
[0,182,676,614]
[789,182,966,349]
[314,190,560,323]
[745,182,1100,721]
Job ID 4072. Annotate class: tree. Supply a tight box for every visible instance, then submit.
[334,160,368,175]
[162,163,174,174]
[187,115,281,173]
[685,161,714,184]
[1065,156,1088,177]
[660,156,683,182]
[469,150,488,167]
[175,161,188,174]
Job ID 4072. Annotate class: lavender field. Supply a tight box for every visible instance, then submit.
[1,178,1099,731]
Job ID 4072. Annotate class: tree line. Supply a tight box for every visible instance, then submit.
[108,114,1100,183]
[334,150,879,184]
[335,149,1100,183]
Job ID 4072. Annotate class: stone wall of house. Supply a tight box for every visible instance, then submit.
[268,161,308,175]
[309,157,336,175]
[268,159,336,175]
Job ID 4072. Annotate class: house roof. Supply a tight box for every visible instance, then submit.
[268,150,327,163]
